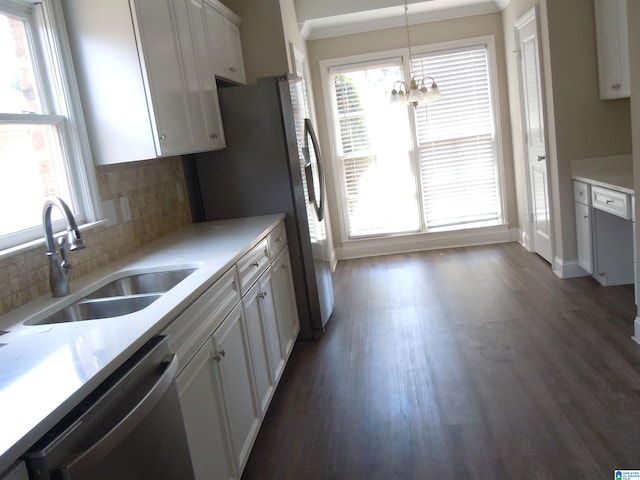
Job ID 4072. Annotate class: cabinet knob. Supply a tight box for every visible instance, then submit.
[606,199,613,204]
[282,262,288,269]
[258,292,267,299]
[584,215,588,219]
[210,133,218,139]
[252,262,260,268]
[213,350,226,362]
[578,191,584,196]
[160,134,167,141]
[229,67,237,72]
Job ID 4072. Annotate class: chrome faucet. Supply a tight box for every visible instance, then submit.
[43,197,86,297]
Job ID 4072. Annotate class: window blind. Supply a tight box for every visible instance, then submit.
[412,46,501,229]
[331,63,419,237]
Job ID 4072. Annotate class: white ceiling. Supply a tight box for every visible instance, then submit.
[294,0,511,40]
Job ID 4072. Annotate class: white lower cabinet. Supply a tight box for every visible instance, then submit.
[272,248,300,359]
[212,304,261,472]
[574,181,594,274]
[177,337,237,480]
[168,220,300,479]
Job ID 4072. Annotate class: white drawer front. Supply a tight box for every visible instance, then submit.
[237,238,270,294]
[165,267,240,372]
[573,181,590,205]
[591,185,631,219]
[268,221,287,259]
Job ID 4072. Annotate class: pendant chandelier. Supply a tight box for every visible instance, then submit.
[390,0,443,108]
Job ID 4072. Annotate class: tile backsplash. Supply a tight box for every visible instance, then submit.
[0,156,192,316]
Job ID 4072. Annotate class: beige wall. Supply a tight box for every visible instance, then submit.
[0,158,191,316]
[307,13,516,252]
[226,0,290,82]
[502,0,632,271]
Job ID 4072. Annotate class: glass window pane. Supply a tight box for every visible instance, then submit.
[0,123,71,235]
[0,12,43,114]
[331,63,419,238]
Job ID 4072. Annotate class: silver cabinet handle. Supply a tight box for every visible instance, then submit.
[606,199,613,204]
[252,262,259,268]
[213,350,226,362]
[537,155,546,162]
[60,354,178,478]
[257,292,267,299]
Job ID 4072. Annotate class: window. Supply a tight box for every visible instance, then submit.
[331,60,419,237]
[0,0,97,251]
[326,39,503,239]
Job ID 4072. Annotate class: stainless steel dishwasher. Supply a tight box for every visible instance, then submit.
[24,336,195,480]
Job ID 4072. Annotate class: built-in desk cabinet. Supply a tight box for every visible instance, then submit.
[166,220,299,478]
[574,181,593,274]
[573,180,634,285]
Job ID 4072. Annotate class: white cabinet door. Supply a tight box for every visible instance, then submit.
[129,0,197,155]
[259,269,286,384]
[271,248,300,359]
[575,202,593,274]
[63,0,224,164]
[177,338,237,480]
[243,281,275,417]
[175,0,226,151]
[204,1,246,84]
[213,304,260,473]
[594,0,630,99]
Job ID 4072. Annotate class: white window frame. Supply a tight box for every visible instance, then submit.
[0,0,100,253]
[320,35,507,244]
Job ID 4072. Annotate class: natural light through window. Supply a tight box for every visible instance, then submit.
[0,0,96,251]
[331,61,419,237]
[327,40,503,240]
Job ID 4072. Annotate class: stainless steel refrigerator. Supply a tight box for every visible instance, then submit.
[183,74,334,340]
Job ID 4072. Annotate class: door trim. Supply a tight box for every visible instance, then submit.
[514,6,555,264]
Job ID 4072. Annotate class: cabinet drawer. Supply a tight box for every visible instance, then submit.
[573,181,590,205]
[165,267,240,372]
[268,221,287,259]
[237,238,270,294]
[591,185,631,219]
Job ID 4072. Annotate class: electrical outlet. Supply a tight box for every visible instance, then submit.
[101,199,117,227]
[176,182,185,203]
[120,195,132,222]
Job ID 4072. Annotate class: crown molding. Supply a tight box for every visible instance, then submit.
[299,0,506,41]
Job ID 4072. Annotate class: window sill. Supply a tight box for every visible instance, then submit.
[0,220,107,260]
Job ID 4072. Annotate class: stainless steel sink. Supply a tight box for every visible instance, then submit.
[85,268,197,299]
[26,295,161,325]
[25,267,198,325]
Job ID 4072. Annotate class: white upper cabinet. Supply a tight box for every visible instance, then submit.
[204,0,247,84]
[594,0,630,99]
[62,0,225,165]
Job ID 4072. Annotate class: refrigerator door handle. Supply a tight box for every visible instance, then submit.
[304,118,325,221]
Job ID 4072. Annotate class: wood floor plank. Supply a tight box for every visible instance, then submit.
[241,243,640,479]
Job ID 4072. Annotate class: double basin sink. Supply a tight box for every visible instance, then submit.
[25,268,197,326]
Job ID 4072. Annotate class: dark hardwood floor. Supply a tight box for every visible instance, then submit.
[241,243,640,479]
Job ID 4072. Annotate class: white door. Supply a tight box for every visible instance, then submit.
[516,8,552,263]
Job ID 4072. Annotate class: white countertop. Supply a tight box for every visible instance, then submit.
[0,214,284,473]
[571,154,634,194]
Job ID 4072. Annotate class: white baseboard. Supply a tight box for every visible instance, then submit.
[335,225,519,260]
[552,257,590,279]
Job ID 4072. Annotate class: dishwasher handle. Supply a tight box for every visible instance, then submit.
[58,354,179,479]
